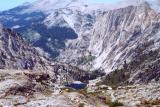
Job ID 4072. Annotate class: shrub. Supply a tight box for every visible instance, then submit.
[42,89,53,97]
[77,88,88,95]
[105,96,112,104]
[106,100,123,107]
[78,103,85,107]
[141,99,160,106]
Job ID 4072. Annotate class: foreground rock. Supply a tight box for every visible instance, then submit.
[0,70,159,107]
[106,83,160,106]
[86,82,160,107]
[0,70,107,107]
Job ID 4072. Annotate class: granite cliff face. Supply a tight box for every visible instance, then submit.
[89,2,160,72]
[91,2,160,84]
[58,2,160,83]
[58,2,160,72]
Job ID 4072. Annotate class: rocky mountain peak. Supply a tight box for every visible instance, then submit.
[138,1,151,12]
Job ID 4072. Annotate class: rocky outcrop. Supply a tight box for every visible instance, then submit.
[0,70,106,107]
[0,24,50,70]
[0,70,159,107]
[104,83,160,106]
[98,41,160,85]
[0,24,104,86]
[89,2,160,84]
[89,2,160,73]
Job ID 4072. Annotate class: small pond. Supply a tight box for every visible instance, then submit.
[65,81,87,90]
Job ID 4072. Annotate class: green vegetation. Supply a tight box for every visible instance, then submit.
[140,99,160,106]
[106,100,123,107]
[42,89,53,97]
[97,95,123,107]
[78,88,88,95]
[78,103,85,107]
[99,67,130,86]
[77,52,95,65]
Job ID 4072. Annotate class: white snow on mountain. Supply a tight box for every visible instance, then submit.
[25,0,110,31]
[11,25,21,29]
[28,0,110,13]
[115,0,160,12]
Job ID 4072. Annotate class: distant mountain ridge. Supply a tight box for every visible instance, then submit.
[0,0,160,84]
[0,0,108,58]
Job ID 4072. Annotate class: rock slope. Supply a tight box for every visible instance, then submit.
[89,2,160,73]
[0,0,160,84]
[0,0,108,58]
[0,70,107,107]
[0,24,104,86]
[106,83,160,106]
[91,2,160,84]
[0,24,49,70]
[57,1,160,81]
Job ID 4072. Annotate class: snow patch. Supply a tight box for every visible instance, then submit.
[11,25,21,29]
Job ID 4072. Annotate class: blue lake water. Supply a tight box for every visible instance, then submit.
[65,83,87,90]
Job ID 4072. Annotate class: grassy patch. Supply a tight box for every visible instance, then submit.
[42,89,53,97]
[140,99,160,106]
[106,100,123,107]
[78,88,88,95]
[78,103,85,107]
[77,53,95,65]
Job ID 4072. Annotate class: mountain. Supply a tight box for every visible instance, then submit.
[58,1,160,69]
[92,2,160,84]
[0,23,104,85]
[0,1,160,106]
[58,1,160,84]
[0,0,108,58]
[0,0,160,84]
[0,23,49,70]
[89,2,158,71]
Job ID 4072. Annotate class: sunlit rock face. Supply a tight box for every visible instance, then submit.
[55,1,160,76]
[90,2,160,84]
[88,2,160,73]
